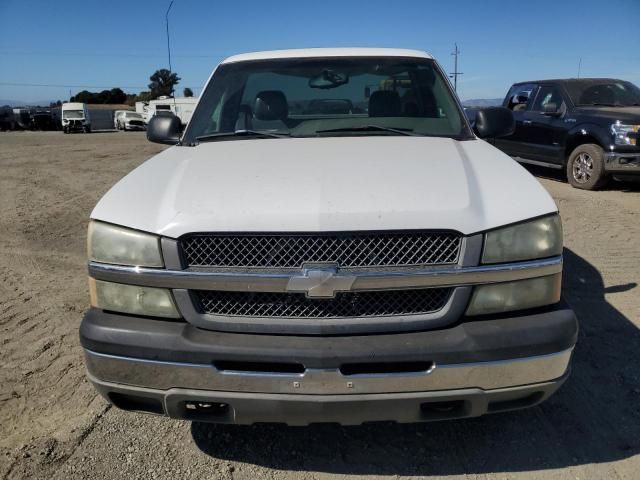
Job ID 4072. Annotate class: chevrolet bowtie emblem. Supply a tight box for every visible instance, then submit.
[286,267,356,298]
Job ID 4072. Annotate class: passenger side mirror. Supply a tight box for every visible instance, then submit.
[473,107,515,138]
[147,114,181,145]
[542,102,562,116]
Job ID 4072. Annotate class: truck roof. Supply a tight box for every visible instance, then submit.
[512,78,625,86]
[62,102,86,109]
[221,48,433,64]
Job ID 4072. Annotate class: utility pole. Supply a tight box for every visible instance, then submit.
[165,0,177,105]
[449,43,463,92]
[165,0,174,74]
[577,57,582,78]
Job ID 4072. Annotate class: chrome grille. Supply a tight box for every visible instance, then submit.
[181,232,462,269]
[195,288,451,318]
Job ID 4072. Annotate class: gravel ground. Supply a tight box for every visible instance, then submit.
[1,131,639,480]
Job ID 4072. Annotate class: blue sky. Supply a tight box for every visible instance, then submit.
[1,0,639,103]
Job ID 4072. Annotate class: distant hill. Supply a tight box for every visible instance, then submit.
[0,99,56,108]
[462,98,503,107]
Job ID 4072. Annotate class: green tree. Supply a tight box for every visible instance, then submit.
[148,69,180,98]
[108,88,127,104]
[183,87,194,97]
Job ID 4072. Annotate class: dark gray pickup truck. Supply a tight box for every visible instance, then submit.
[490,78,640,190]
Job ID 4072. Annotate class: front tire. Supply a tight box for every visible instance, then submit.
[566,144,608,190]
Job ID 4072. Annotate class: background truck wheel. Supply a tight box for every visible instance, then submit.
[567,144,608,190]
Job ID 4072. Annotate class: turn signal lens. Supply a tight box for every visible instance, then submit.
[466,274,562,316]
[89,278,179,318]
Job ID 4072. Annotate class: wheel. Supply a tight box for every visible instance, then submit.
[566,143,608,190]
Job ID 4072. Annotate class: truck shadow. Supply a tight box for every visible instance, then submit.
[522,163,640,192]
[191,248,640,476]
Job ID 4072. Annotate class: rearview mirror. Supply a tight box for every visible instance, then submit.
[309,70,349,89]
[147,114,181,145]
[474,107,515,138]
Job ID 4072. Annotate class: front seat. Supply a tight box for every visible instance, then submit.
[253,90,289,130]
[369,91,402,117]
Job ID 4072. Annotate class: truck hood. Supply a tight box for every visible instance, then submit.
[91,136,557,237]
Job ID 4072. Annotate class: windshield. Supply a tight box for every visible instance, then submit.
[63,110,84,119]
[183,57,472,144]
[568,80,640,106]
[125,112,142,119]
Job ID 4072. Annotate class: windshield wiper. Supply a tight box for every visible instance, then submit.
[315,125,420,136]
[196,129,290,143]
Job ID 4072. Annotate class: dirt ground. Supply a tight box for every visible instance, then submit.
[0,131,639,480]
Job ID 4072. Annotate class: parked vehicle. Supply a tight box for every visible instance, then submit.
[114,110,145,131]
[495,78,640,189]
[113,110,127,129]
[12,108,31,129]
[0,105,15,131]
[61,102,91,133]
[30,111,57,131]
[135,101,149,121]
[82,48,577,425]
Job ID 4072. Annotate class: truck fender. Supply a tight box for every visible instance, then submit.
[565,123,611,157]
[565,123,611,153]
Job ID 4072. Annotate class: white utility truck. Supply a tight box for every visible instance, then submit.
[82,49,577,425]
[61,102,91,133]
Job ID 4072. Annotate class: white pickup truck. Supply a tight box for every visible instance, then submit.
[82,48,577,425]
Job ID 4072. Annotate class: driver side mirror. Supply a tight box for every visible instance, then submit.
[473,107,515,138]
[147,114,181,145]
[542,102,562,116]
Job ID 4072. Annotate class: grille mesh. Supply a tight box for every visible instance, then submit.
[181,232,461,269]
[195,288,451,319]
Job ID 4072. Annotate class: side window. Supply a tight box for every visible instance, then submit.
[531,85,564,112]
[505,83,537,111]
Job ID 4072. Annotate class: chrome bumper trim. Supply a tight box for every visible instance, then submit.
[88,256,563,293]
[84,347,573,395]
[604,152,640,172]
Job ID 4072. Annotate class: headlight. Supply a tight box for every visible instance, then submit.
[88,221,164,267]
[611,121,639,146]
[89,279,180,318]
[466,274,561,316]
[482,215,562,264]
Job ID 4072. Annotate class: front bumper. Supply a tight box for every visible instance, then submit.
[81,303,577,424]
[604,151,640,173]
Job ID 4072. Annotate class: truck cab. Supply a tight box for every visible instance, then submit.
[495,79,640,189]
[61,102,91,133]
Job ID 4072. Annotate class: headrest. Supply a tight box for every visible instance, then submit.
[579,85,614,106]
[254,91,288,121]
[369,90,402,117]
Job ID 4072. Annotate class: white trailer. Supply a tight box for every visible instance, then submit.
[145,97,198,126]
